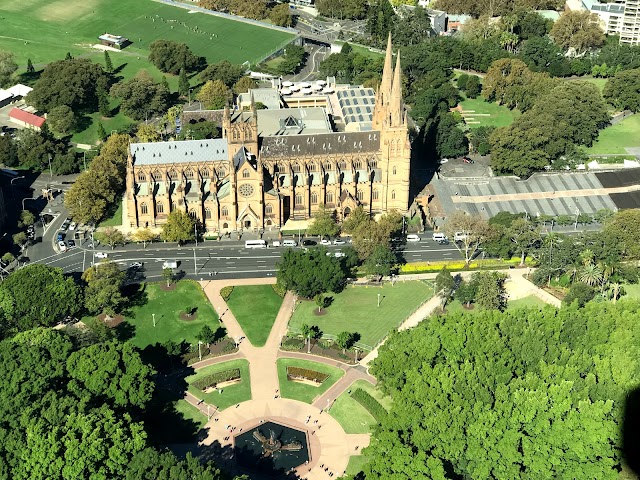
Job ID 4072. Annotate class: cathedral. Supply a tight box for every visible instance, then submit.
[125,35,411,233]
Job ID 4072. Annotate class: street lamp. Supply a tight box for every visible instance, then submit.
[152,313,156,327]
[377,293,381,307]
[22,197,36,211]
[198,341,203,361]
[574,208,579,231]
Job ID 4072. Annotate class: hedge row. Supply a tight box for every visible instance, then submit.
[351,388,387,422]
[192,368,241,390]
[286,366,329,384]
[272,283,287,298]
[399,257,536,274]
[220,286,234,301]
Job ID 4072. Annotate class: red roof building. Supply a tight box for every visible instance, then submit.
[9,108,46,130]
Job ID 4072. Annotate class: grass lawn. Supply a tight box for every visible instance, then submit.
[346,455,370,476]
[585,114,640,155]
[508,295,548,309]
[458,95,521,129]
[621,283,640,300]
[97,196,123,227]
[186,359,251,410]
[0,0,295,69]
[124,280,219,348]
[277,358,344,404]
[289,281,432,349]
[328,379,391,434]
[174,399,207,429]
[347,44,383,60]
[226,285,283,347]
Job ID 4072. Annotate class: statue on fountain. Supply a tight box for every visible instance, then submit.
[253,429,302,457]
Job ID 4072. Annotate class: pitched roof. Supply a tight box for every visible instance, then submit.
[260,131,381,158]
[8,108,45,127]
[130,138,228,165]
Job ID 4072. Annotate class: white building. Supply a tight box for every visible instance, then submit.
[568,0,640,45]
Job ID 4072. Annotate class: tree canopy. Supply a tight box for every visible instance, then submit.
[307,205,340,238]
[148,40,205,74]
[603,68,640,113]
[276,248,345,298]
[367,300,640,479]
[161,210,195,244]
[110,73,170,121]
[550,10,605,55]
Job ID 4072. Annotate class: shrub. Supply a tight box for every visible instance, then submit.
[286,366,329,384]
[281,337,305,351]
[191,368,240,390]
[272,282,287,298]
[563,282,595,307]
[351,388,387,422]
[399,257,536,274]
[220,286,234,301]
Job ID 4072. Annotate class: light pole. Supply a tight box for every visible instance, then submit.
[198,341,203,361]
[22,197,35,211]
[194,222,198,247]
[48,154,53,178]
[377,293,381,307]
[354,347,359,363]
[152,313,156,327]
[193,248,197,276]
[307,333,311,353]
[574,208,579,231]
[10,176,24,200]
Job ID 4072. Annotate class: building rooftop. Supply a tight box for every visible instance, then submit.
[260,131,380,158]
[336,87,376,126]
[130,138,228,166]
[98,33,128,45]
[8,108,45,127]
[257,107,332,136]
[238,88,282,110]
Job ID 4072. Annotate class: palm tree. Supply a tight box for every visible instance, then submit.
[565,264,581,283]
[598,262,615,294]
[579,263,603,287]
[608,282,625,303]
[580,249,595,266]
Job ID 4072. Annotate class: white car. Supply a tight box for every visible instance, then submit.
[333,251,346,258]
[333,238,346,245]
[454,232,468,242]
[68,222,76,231]
[129,262,143,268]
[406,234,421,242]
[58,241,67,252]
[320,239,332,246]
[95,252,108,259]
[440,158,449,164]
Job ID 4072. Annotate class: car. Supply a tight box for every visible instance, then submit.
[320,239,332,246]
[439,158,449,164]
[462,157,474,164]
[271,240,281,247]
[406,234,421,242]
[94,252,108,259]
[437,238,450,245]
[58,241,67,252]
[66,240,76,249]
[68,222,76,231]
[454,232,468,242]
[27,225,35,233]
[57,232,65,242]
[333,238,346,245]
[60,223,68,231]
[333,251,346,258]
[302,240,317,247]
[432,232,447,242]
[129,262,143,268]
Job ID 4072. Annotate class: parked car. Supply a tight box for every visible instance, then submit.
[58,241,67,252]
[129,262,143,268]
[432,232,447,242]
[60,223,68,232]
[406,234,421,242]
[333,250,346,258]
[271,240,281,247]
[302,239,317,247]
[333,238,346,245]
[454,232,468,242]
[57,232,65,242]
[66,239,76,249]
[282,240,297,247]
[320,238,332,246]
[68,222,76,231]
[439,158,449,164]
[95,252,108,259]
[437,238,450,245]
[462,157,474,164]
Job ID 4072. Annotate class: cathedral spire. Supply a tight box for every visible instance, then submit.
[379,32,393,107]
[390,50,404,127]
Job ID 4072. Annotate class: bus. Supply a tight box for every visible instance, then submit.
[245,240,267,249]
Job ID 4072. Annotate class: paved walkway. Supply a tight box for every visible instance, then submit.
[193,278,370,478]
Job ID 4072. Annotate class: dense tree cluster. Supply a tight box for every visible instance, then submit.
[366,300,640,478]
[433,0,562,18]
[603,68,640,112]
[148,40,206,74]
[319,43,384,85]
[276,248,345,298]
[199,0,291,24]
[110,72,170,121]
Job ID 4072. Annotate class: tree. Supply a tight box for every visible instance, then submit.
[179,68,190,98]
[199,60,245,87]
[26,58,108,113]
[269,3,292,26]
[444,211,490,265]
[307,205,340,239]
[1,252,15,266]
[104,51,113,73]
[136,123,161,143]
[473,271,507,311]
[465,75,481,98]
[19,209,35,227]
[196,325,217,345]
[110,73,170,121]
[94,227,126,250]
[161,210,195,245]
[0,264,82,332]
[233,76,258,95]
[162,267,173,287]
[0,50,18,87]
[196,79,231,110]
[508,218,539,265]
[364,245,397,278]
[435,112,467,158]
[126,448,222,480]
[82,261,126,316]
[0,135,18,167]
[97,122,107,141]
[603,68,640,112]
[368,301,639,479]
[434,266,455,304]
[550,10,605,55]
[274,45,306,76]
[317,0,368,20]
[468,125,495,155]
[314,293,326,312]
[342,205,370,234]
[351,211,402,260]
[132,228,157,248]
[366,0,396,44]
[604,209,640,259]
[148,40,205,74]
[276,248,345,298]
[457,73,469,91]
[335,331,357,353]
[608,282,625,304]
[47,105,76,135]
[392,6,435,47]
[563,281,595,306]
[97,84,111,117]
[26,58,34,74]
[454,278,477,307]
[12,231,27,248]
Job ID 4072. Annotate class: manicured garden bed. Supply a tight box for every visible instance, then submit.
[277,358,343,404]
[186,359,251,410]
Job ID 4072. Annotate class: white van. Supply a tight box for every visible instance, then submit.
[432,232,447,242]
[162,260,178,269]
[245,240,267,249]
[454,232,468,242]
[406,234,420,242]
[282,239,298,247]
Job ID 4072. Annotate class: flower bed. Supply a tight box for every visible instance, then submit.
[220,286,234,301]
[182,338,238,365]
[399,257,536,274]
[286,366,329,385]
[351,388,387,422]
[192,368,241,391]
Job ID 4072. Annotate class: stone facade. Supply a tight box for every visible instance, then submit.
[125,35,411,233]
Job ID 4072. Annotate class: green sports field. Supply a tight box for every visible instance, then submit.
[0,0,295,68]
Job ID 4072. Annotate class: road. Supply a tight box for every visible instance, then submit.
[32,233,462,280]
